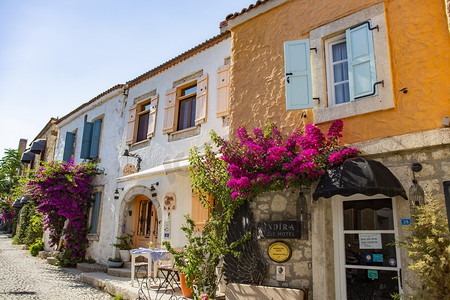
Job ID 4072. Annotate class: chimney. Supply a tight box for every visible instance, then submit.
[18,139,27,153]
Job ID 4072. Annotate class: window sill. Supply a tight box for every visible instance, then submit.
[130,138,151,151]
[87,234,99,242]
[314,93,394,124]
[168,125,201,142]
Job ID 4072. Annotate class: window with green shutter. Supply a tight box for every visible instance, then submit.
[80,119,102,159]
[89,192,102,234]
[325,21,377,106]
[284,39,313,110]
[63,132,76,162]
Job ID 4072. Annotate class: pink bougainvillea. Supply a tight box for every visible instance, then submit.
[0,198,15,224]
[27,158,103,264]
[211,119,359,202]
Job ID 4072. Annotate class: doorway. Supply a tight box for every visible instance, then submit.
[336,197,402,299]
[133,195,158,248]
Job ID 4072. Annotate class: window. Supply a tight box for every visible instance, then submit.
[162,74,208,135]
[283,3,394,123]
[88,191,102,236]
[326,35,350,105]
[177,84,197,130]
[63,131,76,162]
[126,95,158,145]
[136,101,150,142]
[80,118,102,159]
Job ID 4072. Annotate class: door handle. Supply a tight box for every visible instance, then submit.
[286,73,293,84]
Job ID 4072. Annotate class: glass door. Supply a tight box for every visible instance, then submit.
[340,198,401,299]
[133,196,158,248]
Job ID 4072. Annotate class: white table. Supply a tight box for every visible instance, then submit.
[130,248,169,287]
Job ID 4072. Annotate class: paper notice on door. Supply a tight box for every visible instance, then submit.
[359,233,382,249]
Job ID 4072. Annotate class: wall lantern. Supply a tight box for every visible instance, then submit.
[409,162,425,212]
[114,188,124,200]
[123,149,142,172]
[150,182,159,198]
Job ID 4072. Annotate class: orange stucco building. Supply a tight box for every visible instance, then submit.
[224,0,450,299]
[227,0,449,144]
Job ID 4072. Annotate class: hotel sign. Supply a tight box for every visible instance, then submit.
[257,221,301,239]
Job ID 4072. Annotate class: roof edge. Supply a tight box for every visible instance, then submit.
[126,30,231,88]
[226,0,290,28]
[56,84,125,125]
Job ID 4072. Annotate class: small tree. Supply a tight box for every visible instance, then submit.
[397,195,450,299]
[0,149,22,195]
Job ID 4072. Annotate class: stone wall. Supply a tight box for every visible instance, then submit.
[250,189,312,292]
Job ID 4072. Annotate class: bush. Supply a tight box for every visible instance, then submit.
[29,239,44,256]
[397,195,450,299]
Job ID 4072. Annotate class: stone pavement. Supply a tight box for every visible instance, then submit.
[0,233,113,300]
[0,232,192,300]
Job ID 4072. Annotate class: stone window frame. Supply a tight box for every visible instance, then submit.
[311,3,394,123]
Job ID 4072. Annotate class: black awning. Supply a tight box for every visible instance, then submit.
[20,196,30,205]
[30,139,46,154]
[12,199,24,208]
[21,151,35,163]
[313,157,407,201]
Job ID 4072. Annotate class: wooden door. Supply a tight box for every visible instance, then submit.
[133,196,158,248]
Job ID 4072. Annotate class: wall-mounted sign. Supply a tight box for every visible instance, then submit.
[257,221,301,239]
[268,241,292,263]
[276,265,286,282]
[401,218,411,226]
[123,163,137,176]
[359,233,382,249]
[163,192,176,211]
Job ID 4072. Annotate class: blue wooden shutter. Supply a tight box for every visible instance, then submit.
[80,122,93,159]
[63,132,75,162]
[346,22,376,100]
[284,39,313,110]
[89,192,101,234]
[90,119,102,158]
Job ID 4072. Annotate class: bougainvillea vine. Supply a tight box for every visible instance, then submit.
[0,197,15,224]
[211,119,359,202]
[27,158,103,264]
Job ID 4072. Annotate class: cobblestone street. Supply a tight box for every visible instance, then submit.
[0,233,113,300]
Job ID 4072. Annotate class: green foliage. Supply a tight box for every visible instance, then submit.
[113,234,133,250]
[87,257,96,263]
[0,149,22,194]
[396,196,450,299]
[108,257,122,262]
[29,238,44,256]
[163,141,250,299]
[13,202,44,246]
[113,295,123,300]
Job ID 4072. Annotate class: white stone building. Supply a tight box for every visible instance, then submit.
[51,31,231,264]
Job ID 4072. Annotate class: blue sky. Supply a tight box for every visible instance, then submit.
[0,0,255,157]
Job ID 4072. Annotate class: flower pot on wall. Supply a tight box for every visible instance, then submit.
[119,250,130,262]
[180,273,193,298]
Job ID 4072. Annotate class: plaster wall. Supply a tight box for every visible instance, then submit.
[228,0,450,144]
[119,37,231,169]
[115,38,231,250]
[54,90,125,263]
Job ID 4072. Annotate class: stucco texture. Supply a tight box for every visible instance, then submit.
[229,0,450,144]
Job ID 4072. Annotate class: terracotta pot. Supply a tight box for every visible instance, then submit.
[179,273,193,298]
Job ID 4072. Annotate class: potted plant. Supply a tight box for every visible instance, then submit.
[107,257,123,268]
[113,233,133,262]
